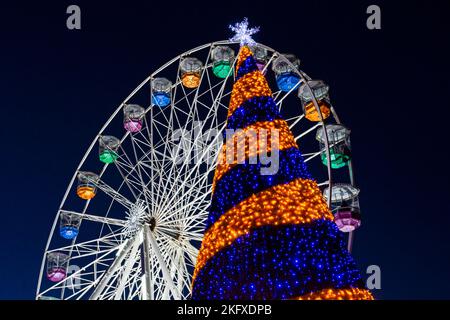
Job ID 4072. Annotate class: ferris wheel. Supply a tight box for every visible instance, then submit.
[36,40,362,300]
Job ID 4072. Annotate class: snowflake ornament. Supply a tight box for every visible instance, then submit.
[229,18,260,46]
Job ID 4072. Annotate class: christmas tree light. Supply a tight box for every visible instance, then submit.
[192,39,373,300]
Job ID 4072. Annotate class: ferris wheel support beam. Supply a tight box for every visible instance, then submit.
[113,235,141,300]
[89,235,140,300]
[142,225,154,300]
[144,225,181,300]
[160,246,184,299]
[175,248,185,295]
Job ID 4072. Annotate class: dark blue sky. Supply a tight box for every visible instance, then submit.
[0,0,449,299]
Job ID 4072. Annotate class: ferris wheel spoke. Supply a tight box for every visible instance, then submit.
[152,79,198,207]
[147,259,167,300]
[275,82,304,106]
[131,124,153,147]
[114,158,147,181]
[48,231,125,258]
[160,204,209,231]
[166,193,210,222]
[67,280,97,300]
[155,225,203,242]
[304,151,322,162]
[98,261,140,299]
[145,225,181,299]
[156,172,207,210]
[150,118,173,142]
[195,78,228,107]
[152,123,181,211]
[172,248,185,297]
[154,132,221,217]
[273,90,283,103]
[177,254,193,295]
[113,235,142,300]
[304,140,341,163]
[123,269,143,300]
[178,173,214,207]
[182,218,210,236]
[89,233,141,300]
[157,195,208,225]
[115,147,152,199]
[192,77,232,113]
[287,114,305,129]
[262,51,277,75]
[89,177,136,210]
[157,174,211,223]
[318,180,330,187]
[61,277,97,300]
[157,195,209,226]
[59,210,127,227]
[119,173,149,198]
[159,246,184,299]
[153,72,228,215]
[182,241,200,266]
[138,149,174,170]
[127,135,155,216]
[294,122,322,142]
[178,230,205,243]
[104,250,142,300]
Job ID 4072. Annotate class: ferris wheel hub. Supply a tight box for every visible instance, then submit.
[146,216,157,232]
[124,200,148,237]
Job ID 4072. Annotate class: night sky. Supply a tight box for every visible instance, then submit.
[1,0,449,300]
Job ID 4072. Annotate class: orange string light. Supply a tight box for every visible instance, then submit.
[235,46,254,75]
[294,288,374,300]
[228,71,272,117]
[303,100,331,122]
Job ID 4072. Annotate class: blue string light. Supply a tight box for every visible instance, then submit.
[226,96,282,133]
[193,220,365,300]
[236,55,260,80]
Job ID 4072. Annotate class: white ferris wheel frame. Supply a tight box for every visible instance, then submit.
[36,40,357,300]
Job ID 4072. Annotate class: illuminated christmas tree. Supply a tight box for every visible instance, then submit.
[191,21,373,300]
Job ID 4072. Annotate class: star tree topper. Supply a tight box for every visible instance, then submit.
[229,18,260,46]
